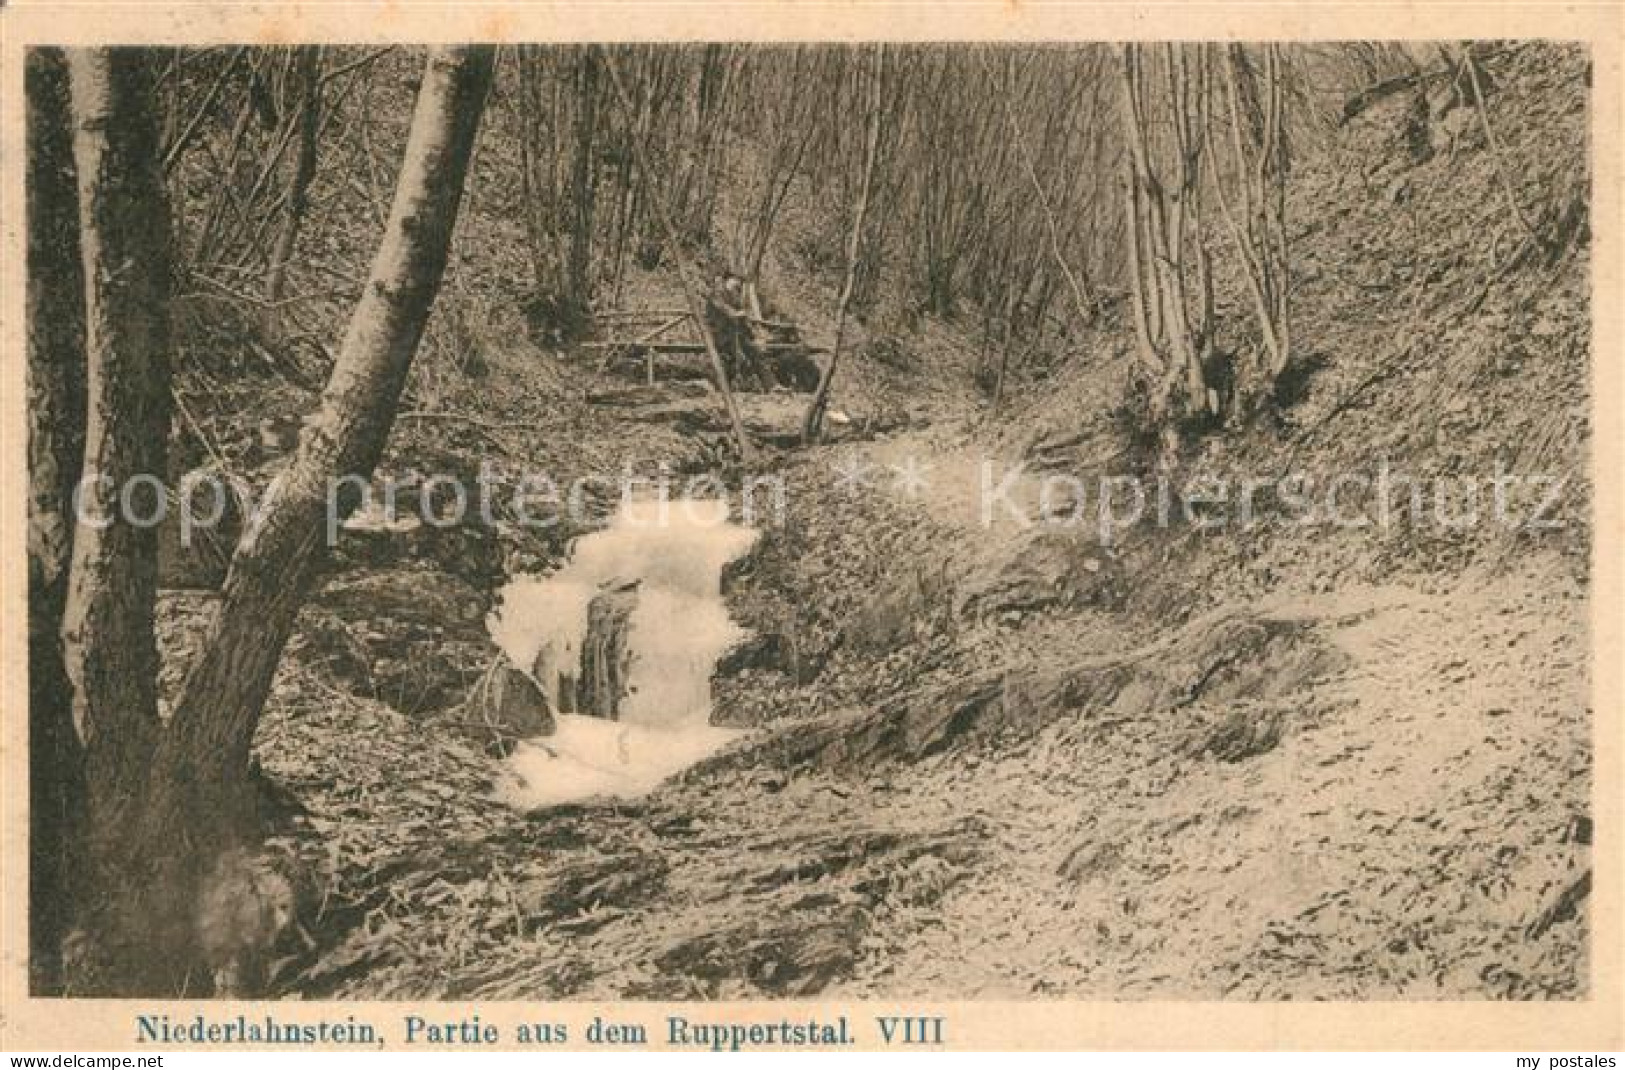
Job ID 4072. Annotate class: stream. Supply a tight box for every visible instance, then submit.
[487,497,758,808]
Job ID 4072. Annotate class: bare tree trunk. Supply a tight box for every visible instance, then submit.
[602,52,755,463]
[60,46,177,993]
[1116,43,1214,435]
[517,47,548,291]
[992,282,1018,415]
[52,46,495,996]
[982,46,1097,327]
[678,44,739,243]
[739,50,818,311]
[516,45,571,303]
[190,63,259,266]
[1210,43,1292,408]
[566,47,599,315]
[26,46,88,995]
[1119,46,1170,399]
[159,42,493,829]
[804,45,886,443]
[263,46,323,309]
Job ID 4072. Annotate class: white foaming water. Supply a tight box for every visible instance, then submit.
[487,497,758,808]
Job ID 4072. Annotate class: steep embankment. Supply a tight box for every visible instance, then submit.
[698,40,1593,998]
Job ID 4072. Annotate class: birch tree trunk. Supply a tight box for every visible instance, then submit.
[156,44,494,838]
[57,46,177,993]
[26,46,89,995]
[52,45,493,995]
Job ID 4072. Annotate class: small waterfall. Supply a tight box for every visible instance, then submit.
[487,497,757,807]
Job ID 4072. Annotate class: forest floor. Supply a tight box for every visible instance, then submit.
[155,42,1592,1000]
[223,338,1587,1001]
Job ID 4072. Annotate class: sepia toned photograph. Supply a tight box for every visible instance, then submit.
[3,1,1619,1053]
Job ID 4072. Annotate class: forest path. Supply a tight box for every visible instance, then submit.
[851,429,1042,532]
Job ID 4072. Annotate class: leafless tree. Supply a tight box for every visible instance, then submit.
[804,45,887,442]
[37,45,494,995]
[25,47,88,995]
[1118,43,1217,444]
[1208,43,1293,404]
